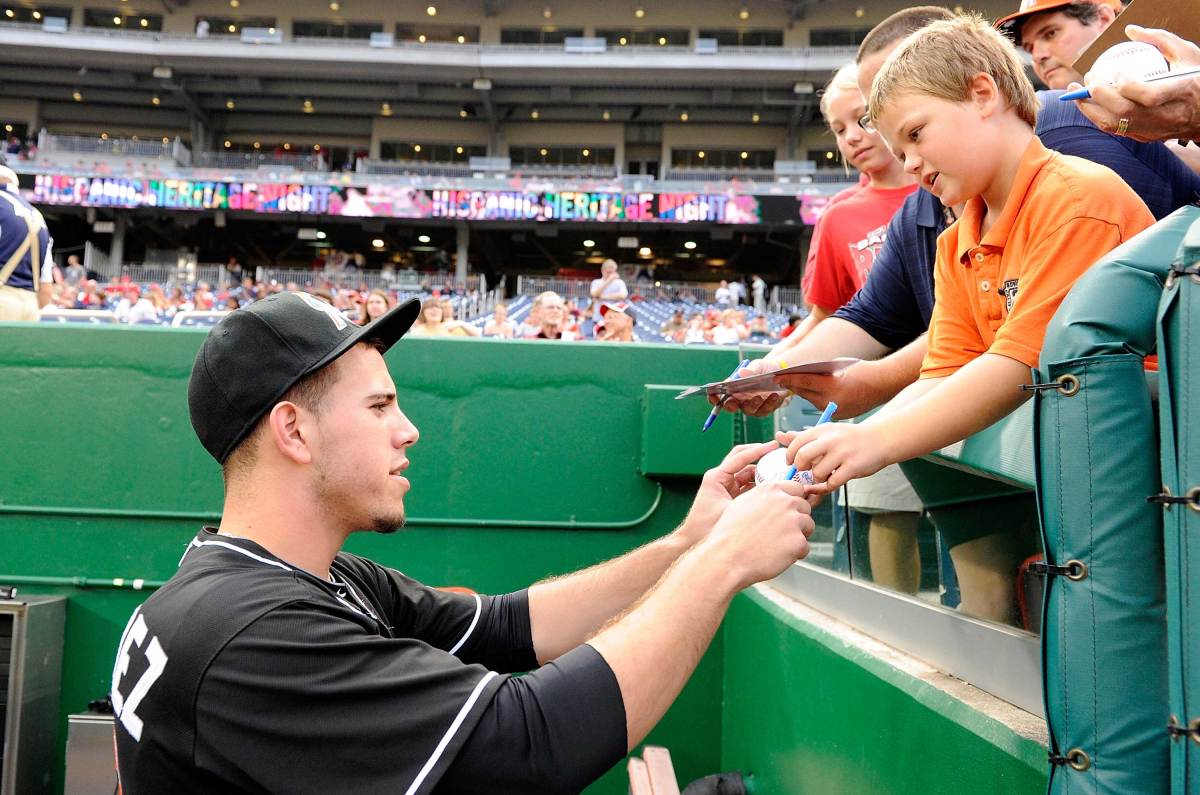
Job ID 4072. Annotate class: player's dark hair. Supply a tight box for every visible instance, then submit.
[1058,1,1105,26]
[857,5,957,62]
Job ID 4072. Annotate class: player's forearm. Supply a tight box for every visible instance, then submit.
[587,547,739,750]
[527,532,690,664]
[771,317,889,363]
[37,283,52,308]
[865,353,1031,463]
[778,306,830,348]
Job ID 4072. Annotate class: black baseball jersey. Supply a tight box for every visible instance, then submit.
[112,527,549,794]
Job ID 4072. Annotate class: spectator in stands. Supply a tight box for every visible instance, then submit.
[76,279,103,309]
[225,296,241,312]
[408,298,454,336]
[116,286,160,324]
[748,315,773,342]
[714,280,733,307]
[483,302,516,338]
[779,314,803,338]
[167,286,193,316]
[5,136,21,157]
[516,298,543,338]
[64,254,87,287]
[730,278,747,306]
[683,314,707,345]
[226,256,243,285]
[439,299,481,337]
[362,289,391,325]
[660,310,687,342]
[51,283,78,309]
[534,291,577,340]
[589,259,628,320]
[195,17,210,38]
[751,274,767,314]
[710,310,748,346]
[595,302,636,342]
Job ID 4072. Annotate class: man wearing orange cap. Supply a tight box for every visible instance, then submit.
[995,0,1123,89]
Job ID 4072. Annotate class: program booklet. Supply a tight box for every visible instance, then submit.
[675,357,860,399]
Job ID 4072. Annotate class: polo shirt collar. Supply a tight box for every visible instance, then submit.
[955,136,1053,264]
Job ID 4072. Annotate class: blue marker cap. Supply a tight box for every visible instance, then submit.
[783,401,838,482]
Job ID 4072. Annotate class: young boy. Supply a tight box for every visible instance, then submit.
[784,14,1154,489]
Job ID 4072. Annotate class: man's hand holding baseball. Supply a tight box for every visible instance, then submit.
[675,441,778,548]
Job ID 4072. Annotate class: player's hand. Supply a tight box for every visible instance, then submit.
[777,422,889,492]
[1071,26,1200,143]
[773,361,883,420]
[707,358,787,417]
[702,479,814,590]
[676,441,778,548]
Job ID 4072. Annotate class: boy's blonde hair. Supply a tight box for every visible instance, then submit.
[869,13,1036,129]
[819,62,861,125]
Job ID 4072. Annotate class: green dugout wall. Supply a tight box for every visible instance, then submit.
[0,323,1045,794]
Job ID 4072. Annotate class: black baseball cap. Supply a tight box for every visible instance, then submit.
[188,292,420,463]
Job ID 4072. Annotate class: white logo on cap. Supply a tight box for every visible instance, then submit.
[293,291,348,330]
[1019,0,1038,10]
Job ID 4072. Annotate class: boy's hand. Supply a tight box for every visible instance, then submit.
[776,424,890,491]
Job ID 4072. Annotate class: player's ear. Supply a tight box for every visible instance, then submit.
[267,401,313,465]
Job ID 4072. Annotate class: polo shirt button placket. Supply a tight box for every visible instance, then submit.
[981,280,991,292]
[974,252,985,262]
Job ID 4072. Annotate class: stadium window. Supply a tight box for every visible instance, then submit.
[379,141,485,163]
[596,28,688,46]
[83,7,162,29]
[201,15,276,34]
[3,4,71,23]
[671,148,774,169]
[499,26,583,45]
[697,28,783,47]
[395,22,479,43]
[509,146,616,166]
[808,27,870,47]
[293,19,383,39]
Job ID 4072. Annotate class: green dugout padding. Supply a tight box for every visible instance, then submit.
[1036,206,1200,793]
[1156,217,1200,794]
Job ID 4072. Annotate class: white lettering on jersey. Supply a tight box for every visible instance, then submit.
[293,291,348,330]
[112,609,168,742]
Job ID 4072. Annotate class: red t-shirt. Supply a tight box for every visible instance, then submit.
[799,183,863,297]
[803,182,917,313]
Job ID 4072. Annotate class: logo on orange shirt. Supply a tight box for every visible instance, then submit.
[1003,279,1020,312]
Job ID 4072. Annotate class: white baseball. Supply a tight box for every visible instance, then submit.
[1087,41,1170,87]
[754,447,814,486]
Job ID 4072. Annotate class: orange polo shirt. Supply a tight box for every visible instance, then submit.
[921,136,1154,379]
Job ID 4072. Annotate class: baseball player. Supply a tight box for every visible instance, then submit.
[112,292,814,793]
[0,166,54,321]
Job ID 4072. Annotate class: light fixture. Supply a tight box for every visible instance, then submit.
[268,24,275,32]
[100,132,109,140]
[684,240,697,250]
[229,0,239,6]
[302,99,314,113]
[740,151,748,159]
[458,106,469,118]
[4,9,13,17]
[72,90,83,101]
[131,135,139,141]
[151,95,161,105]
[283,142,291,150]
[697,150,705,159]
[824,151,833,159]
[372,238,385,248]
[583,238,596,247]
[658,36,667,45]
[455,145,464,154]
[618,36,627,45]
[225,99,235,110]
[227,23,236,32]
[139,17,148,26]
[457,34,465,43]
[2,124,10,132]
[329,0,339,9]
[634,6,645,18]
[638,246,652,257]
[418,234,431,243]
[223,139,232,148]
[738,7,749,20]
[418,33,427,42]
[113,15,122,24]
[602,109,611,120]
[582,148,590,156]
[313,144,320,151]
[381,102,392,116]
[316,230,327,240]
[543,5,552,18]
[539,147,548,156]
[855,5,864,17]
[426,4,437,15]
[161,136,169,144]
[531,108,540,119]
[413,143,422,152]
[31,9,40,18]
[680,111,689,122]
[253,141,261,149]
[751,112,760,123]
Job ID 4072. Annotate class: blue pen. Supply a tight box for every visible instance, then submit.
[701,359,751,432]
[1059,67,1200,101]
[783,401,839,482]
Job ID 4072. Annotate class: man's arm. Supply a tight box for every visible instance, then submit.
[774,334,928,420]
[526,442,774,664]
[783,353,1031,490]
